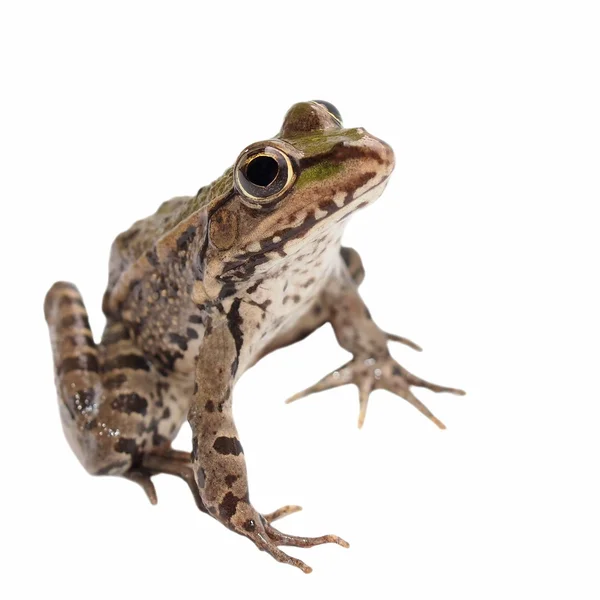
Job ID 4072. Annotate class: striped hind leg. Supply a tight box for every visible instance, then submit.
[44,282,202,506]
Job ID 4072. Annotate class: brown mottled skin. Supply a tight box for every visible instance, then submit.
[45,101,464,573]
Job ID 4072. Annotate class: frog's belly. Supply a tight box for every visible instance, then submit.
[238,239,343,370]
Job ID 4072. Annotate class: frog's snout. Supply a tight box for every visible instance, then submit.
[364,129,395,171]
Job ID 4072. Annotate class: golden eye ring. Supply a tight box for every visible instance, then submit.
[234,145,295,208]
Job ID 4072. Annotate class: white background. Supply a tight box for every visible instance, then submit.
[1,1,599,598]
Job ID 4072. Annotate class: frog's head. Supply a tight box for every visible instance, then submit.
[202,101,394,292]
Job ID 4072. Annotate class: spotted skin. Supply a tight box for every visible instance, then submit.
[45,101,464,573]
[45,284,189,477]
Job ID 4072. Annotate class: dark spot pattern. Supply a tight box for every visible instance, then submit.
[213,436,243,456]
[146,248,160,267]
[153,348,183,374]
[246,278,263,294]
[59,314,91,330]
[104,374,128,390]
[227,298,244,376]
[104,354,150,372]
[168,333,188,351]
[59,354,99,375]
[102,326,130,345]
[248,299,271,312]
[65,334,95,349]
[219,492,243,521]
[152,431,168,446]
[111,393,148,415]
[218,281,238,300]
[114,437,138,457]
[243,519,256,532]
[176,226,196,252]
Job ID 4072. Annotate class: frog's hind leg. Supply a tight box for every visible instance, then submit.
[340,246,365,287]
[44,282,117,473]
[45,282,201,505]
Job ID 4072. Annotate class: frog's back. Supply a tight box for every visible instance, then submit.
[105,195,193,294]
[105,170,233,296]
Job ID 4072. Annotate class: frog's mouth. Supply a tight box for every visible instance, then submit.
[219,173,390,283]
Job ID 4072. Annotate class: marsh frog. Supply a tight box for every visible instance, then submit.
[45,100,463,572]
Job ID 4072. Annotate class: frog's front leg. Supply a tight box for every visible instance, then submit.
[189,318,348,573]
[287,268,465,428]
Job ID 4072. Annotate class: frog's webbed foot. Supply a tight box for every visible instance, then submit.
[286,354,465,429]
[236,505,349,574]
[125,450,207,512]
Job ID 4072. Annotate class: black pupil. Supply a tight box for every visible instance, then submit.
[245,155,278,187]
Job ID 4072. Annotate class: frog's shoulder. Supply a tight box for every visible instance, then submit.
[103,168,233,315]
[106,195,195,292]
[111,195,193,268]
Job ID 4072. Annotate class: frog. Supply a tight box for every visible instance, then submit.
[44,100,464,573]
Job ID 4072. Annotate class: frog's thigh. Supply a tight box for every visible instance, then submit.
[45,282,187,476]
[340,246,365,286]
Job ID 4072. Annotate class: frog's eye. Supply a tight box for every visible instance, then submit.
[312,100,343,125]
[234,146,295,208]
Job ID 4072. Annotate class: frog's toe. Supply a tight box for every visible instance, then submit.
[263,504,303,523]
[286,356,464,429]
[139,450,208,513]
[396,365,466,396]
[285,360,375,426]
[124,469,158,505]
[256,541,314,574]
[381,379,447,430]
[378,360,465,429]
[262,520,350,551]
[123,451,206,510]
[385,331,423,351]
[285,360,354,404]
[241,510,348,573]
